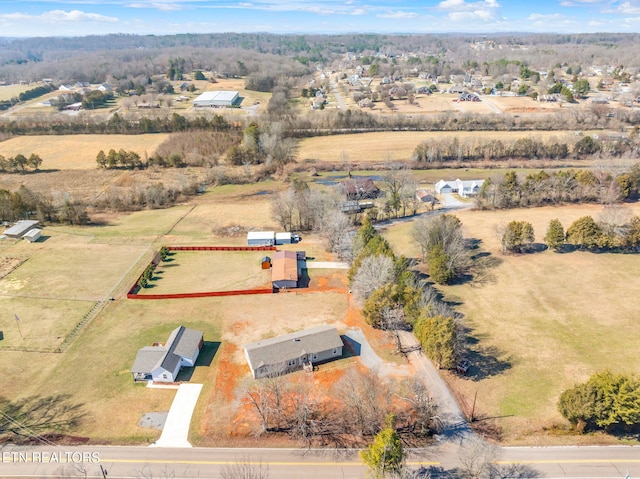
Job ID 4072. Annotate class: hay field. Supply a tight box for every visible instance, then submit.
[0,83,34,101]
[382,203,640,442]
[0,134,170,170]
[140,250,272,294]
[296,130,583,163]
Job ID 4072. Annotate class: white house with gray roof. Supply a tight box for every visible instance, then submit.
[244,325,343,379]
[131,326,204,382]
[435,178,485,198]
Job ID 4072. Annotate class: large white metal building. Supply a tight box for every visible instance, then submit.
[192,91,239,108]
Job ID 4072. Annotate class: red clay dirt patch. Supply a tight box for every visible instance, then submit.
[214,342,246,402]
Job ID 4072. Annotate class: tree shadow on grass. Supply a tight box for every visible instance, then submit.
[460,330,512,381]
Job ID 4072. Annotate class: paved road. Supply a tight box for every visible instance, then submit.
[0,444,638,478]
[330,79,345,110]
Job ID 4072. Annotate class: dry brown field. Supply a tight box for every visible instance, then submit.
[0,83,38,101]
[0,134,170,170]
[295,130,594,164]
[140,250,272,294]
[382,202,640,443]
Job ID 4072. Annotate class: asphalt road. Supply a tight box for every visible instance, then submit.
[0,444,638,478]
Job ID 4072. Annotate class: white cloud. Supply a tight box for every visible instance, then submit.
[606,1,640,14]
[0,9,119,23]
[436,0,499,12]
[559,0,606,6]
[435,0,500,22]
[127,2,184,11]
[377,11,419,19]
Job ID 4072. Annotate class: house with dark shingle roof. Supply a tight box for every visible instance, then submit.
[244,325,343,379]
[131,326,203,382]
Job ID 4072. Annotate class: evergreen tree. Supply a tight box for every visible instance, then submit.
[360,414,405,477]
[566,216,602,249]
[544,219,565,250]
[413,315,458,369]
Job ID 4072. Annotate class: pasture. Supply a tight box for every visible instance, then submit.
[295,130,597,164]
[382,203,640,442]
[140,250,272,294]
[0,134,170,170]
[0,83,34,101]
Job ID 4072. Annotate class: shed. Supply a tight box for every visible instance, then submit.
[23,228,42,243]
[4,220,39,239]
[260,256,271,269]
[271,250,298,289]
[244,325,343,378]
[247,231,275,246]
[131,326,204,382]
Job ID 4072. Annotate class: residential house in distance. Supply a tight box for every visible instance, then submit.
[340,177,380,200]
[243,325,343,378]
[435,179,485,198]
[271,250,299,289]
[131,326,204,382]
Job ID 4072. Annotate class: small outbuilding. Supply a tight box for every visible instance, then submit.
[131,326,204,383]
[271,250,299,289]
[23,228,42,243]
[247,231,276,246]
[4,220,39,239]
[260,256,271,269]
[244,325,343,378]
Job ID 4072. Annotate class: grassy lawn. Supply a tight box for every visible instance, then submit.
[382,203,640,442]
[140,250,272,294]
[0,233,147,300]
[0,83,34,101]
[0,134,170,170]
[0,297,96,351]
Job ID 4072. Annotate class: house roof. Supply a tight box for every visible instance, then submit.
[130,326,203,376]
[340,177,380,197]
[271,250,298,283]
[131,347,167,374]
[244,325,343,370]
[4,220,39,237]
[193,91,238,103]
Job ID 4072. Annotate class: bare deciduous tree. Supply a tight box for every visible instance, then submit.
[221,458,269,479]
[335,369,390,437]
[350,254,395,301]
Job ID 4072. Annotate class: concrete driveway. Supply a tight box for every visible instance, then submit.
[151,383,203,448]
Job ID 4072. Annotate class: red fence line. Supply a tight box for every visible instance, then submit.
[127,245,277,299]
[168,246,276,251]
[128,288,274,300]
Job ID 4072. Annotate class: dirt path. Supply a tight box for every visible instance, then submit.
[398,330,470,439]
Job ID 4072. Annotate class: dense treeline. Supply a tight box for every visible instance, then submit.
[153,131,242,167]
[558,370,640,433]
[550,213,640,252]
[0,153,42,172]
[17,84,55,102]
[0,112,232,136]
[476,165,640,209]
[0,185,88,225]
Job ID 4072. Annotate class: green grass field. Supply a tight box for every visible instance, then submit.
[382,203,640,442]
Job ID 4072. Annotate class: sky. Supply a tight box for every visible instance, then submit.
[1,0,640,37]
